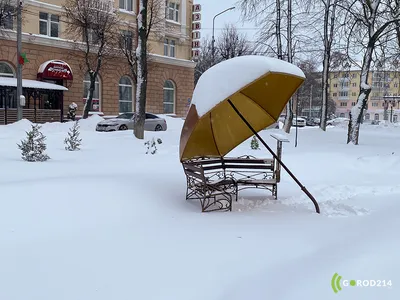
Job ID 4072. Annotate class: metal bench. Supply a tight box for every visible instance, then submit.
[182,161,237,212]
[181,134,289,212]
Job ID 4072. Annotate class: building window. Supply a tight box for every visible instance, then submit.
[0,61,15,77]
[395,83,398,88]
[163,80,175,113]
[351,74,356,78]
[0,6,13,29]
[83,73,101,112]
[394,115,398,123]
[352,92,356,96]
[332,92,337,97]
[372,102,378,107]
[333,83,337,87]
[352,83,356,87]
[341,81,349,87]
[165,1,179,22]
[339,91,348,97]
[119,0,133,11]
[119,76,133,112]
[340,113,345,117]
[164,38,176,57]
[340,102,347,107]
[39,12,59,37]
[374,113,379,121]
[365,113,370,120]
[351,102,356,106]
[120,30,133,51]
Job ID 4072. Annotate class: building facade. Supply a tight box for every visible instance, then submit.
[329,69,400,122]
[0,0,196,124]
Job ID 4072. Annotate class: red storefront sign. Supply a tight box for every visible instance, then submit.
[37,60,73,80]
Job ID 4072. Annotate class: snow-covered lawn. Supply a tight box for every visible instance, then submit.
[0,116,399,300]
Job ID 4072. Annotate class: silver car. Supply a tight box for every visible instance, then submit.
[96,112,167,132]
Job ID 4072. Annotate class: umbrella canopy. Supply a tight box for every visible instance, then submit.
[180,55,306,161]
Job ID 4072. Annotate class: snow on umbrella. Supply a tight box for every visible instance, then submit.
[180,55,305,161]
[179,55,320,213]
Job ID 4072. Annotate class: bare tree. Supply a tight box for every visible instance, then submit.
[342,0,400,144]
[217,24,252,59]
[134,0,149,139]
[195,25,253,86]
[118,0,163,139]
[319,0,339,131]
[63,0,120,119]
[0,0,17,34]
[296,58,336,117]
[194,37,214,85]
[239,0,302,133]
[282,0,294,133]
[119,0,163,86]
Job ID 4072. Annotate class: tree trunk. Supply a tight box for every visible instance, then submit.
[283,0,293,133]
[83,75,96,119]
[347,46,373,145]
[276,0,282,60]
[320,0,335,131]
[134,0,148,139]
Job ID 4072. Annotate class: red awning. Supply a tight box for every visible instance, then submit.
[37,60,73,81]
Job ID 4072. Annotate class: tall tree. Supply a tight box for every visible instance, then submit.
[319,0,339,131]
[134,0,148,139]
[342,0,400,144]
[217,24,252,59]
[239,0,298,133]
[64,0,120,119]
[282,0,294,133]
[119,0,163,139]
[195,25,253,86]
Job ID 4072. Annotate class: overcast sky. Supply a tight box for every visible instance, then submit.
[194,0,258,42]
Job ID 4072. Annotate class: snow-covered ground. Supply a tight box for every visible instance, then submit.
[0,116,399,300]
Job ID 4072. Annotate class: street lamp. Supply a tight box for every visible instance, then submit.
[211,6,235,64]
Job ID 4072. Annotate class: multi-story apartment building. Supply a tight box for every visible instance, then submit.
[0,0,195,124]
[329,69,400,122]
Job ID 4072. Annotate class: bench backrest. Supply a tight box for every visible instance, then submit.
[223,158,274,181]
[182,162,207,184]
[183,155,280,183]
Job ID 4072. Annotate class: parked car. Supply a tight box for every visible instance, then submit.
[293,117,306,127]
[306,117,320,126]
[96,112,167,132]
[327,117,349,126]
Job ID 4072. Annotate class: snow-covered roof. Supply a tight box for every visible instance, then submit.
[0,77,68,91]
[191,55,306,117]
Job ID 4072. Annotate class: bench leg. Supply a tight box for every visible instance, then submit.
[200,193,232,212]
[272,184,277,199]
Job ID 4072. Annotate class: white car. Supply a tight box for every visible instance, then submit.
[327,117,350,126]
[293,117,306,127]
[96,112,167,132]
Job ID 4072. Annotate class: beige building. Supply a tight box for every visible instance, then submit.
[330,69,400,122]
[0,0,196,124]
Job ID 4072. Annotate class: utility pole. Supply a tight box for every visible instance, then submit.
[16,0,23,121]
[309,84,313,119]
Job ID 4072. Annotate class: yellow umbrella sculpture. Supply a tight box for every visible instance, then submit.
[180,55,320,213]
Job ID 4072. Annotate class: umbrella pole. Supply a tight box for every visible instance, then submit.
[227,99,320,214]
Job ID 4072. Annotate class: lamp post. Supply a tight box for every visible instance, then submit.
[211,6,235,64]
